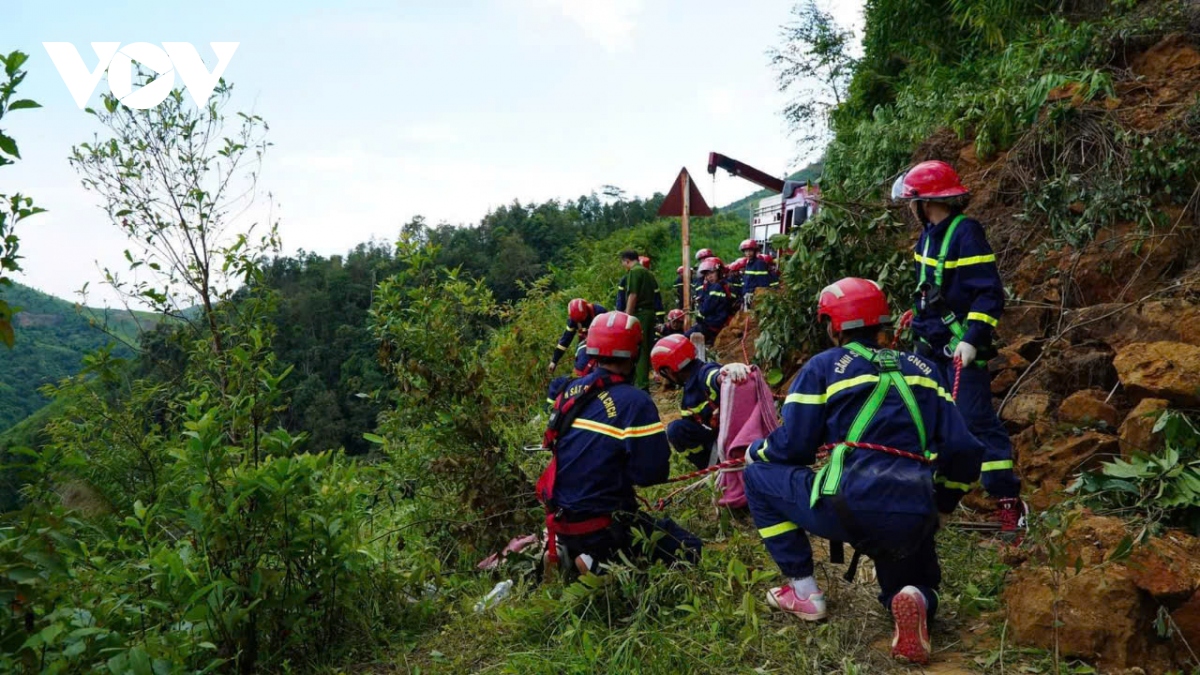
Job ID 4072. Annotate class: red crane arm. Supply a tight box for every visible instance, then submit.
[706,152,786,194]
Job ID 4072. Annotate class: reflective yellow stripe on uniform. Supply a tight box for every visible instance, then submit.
[967,312,1000,327]
[758,521,798,538]
[903,376,954,403]
[936,476,973,491]
[913,252,996,269]
[756,440,770,463]
[572,419,666,440]
[981,460,1013,472]
[783,374,880,407]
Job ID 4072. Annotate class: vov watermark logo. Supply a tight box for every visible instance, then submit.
[43,42,238,110]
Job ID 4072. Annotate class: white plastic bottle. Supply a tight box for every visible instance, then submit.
[474,579,513,612]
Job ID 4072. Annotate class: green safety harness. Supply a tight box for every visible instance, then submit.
[914,214,989,367]
[809,342,939,582]
[811,342,929,507]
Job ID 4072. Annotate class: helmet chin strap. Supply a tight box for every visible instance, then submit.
[915,200,929,225]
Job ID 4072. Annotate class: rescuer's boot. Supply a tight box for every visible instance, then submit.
[890,586,931,665]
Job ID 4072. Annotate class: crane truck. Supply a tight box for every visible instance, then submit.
[706,152,820,253]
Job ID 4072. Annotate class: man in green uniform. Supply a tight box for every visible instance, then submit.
[619,250,660,390]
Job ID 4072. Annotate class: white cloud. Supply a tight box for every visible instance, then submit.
[702,88,738,120]
[518,0,643,53]
[398,123,462,145]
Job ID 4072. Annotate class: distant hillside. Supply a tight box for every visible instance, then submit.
[0,283,161,431]
[717,160,824,221]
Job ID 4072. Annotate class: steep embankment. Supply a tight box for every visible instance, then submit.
[908,32,1200,673]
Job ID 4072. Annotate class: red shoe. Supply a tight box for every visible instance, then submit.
[996,498,1029,544]
[890,586,930,665]
[765,584,827,621]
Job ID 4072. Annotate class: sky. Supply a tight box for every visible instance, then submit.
[1,0,863,305]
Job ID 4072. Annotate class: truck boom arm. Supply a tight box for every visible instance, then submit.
[706,152,785,194]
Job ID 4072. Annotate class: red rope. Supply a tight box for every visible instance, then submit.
[815,440,930,464]
[740,309,751,365]
[952,357,963,402]
[665,458,746,484]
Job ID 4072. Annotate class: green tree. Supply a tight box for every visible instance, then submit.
[0,50,44,348]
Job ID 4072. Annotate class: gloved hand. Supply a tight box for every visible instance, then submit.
[548,361,558,374]
[745,440,761,465]
[953,341,977,366]
[720,363,752,384]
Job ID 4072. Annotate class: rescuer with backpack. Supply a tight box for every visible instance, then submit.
[651,333,751,471]
[537,311,702,575]
[743,277,984,665]
[688,256,734,345]
[549,298,606,377]
[892,160,1026,535]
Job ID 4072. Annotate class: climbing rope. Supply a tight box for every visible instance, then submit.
[952,356,963,402]
[740,309,752,365]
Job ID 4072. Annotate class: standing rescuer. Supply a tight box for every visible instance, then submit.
[549,298,606,377]
[536,311,702,575]
[892,160,1026,534]
[688,256,734,345]
[738,238,779,303]
[618,250,661,390]
[743,278,984,665]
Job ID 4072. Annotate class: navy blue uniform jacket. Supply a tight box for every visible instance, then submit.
[913,214,1004,352]
[749,341,984,515]
[551,303,606,368]
[551,368,671,516]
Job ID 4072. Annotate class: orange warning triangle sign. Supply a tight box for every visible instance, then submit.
[657,168,713,217]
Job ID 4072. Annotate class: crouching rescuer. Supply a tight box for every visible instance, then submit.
[743,278,984,665]
[537,311,703,576]
[651,333,750,471]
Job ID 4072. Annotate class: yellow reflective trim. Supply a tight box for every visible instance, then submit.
[785,392,827,405]
[756,440,770,463]
[555,344,568,352]
[744,270,769,275]
[758,521,798,539]
[946,254,996,269]
[928,453,939,462]
[827,374,879,397]
[967,312,1000,327]
[904,376,954,403]
[914,253,937,266]
[940,479,972,492]
[981,460,1014,472]
[571,419,666,440]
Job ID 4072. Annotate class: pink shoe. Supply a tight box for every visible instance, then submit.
[890,586,931,665]
[765,584,826,621]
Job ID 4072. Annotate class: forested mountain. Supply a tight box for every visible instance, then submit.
[0,283,157,430]
[8,0,1200,672]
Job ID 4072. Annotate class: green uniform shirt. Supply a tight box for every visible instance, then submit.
[623,266,659,314]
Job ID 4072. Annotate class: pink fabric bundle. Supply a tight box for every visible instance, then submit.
[714,367,779,508]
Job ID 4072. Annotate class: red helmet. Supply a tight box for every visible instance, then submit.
[762,254,775,265]
[639,255,652,269]
[651,333,696,375]
[698,256,722,273]
[727,258,746,273]
[739,238,760,252]
[893,161,969,200]
[586,312,642,359]
[695,248,714,261]
[818,278,892,332]
[677,265,685,275]
[666,308,685,323]
[568,298,594,325]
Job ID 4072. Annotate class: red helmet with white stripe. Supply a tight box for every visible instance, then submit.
[666,309,685,323]
[698,257,722,273]
[739,238,760,252]
[677,265,685,275]
[586,312,642,359]
[817,278,892,332]
[695,248,714,261]
[568,298,594,325]
[892,161,970,201]
[651,333,696,376]
[727,258,746,274]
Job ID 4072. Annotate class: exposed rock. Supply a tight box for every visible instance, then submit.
[1004,565,1170,671]
[1044,342,1119,397]
[998,306,1051,343]
[1119,398,1170,459]
[1058,389,1120,429]
[991,368,1018,395]
[1114,342,1200,406]
[1001,392,1052,426]
[1070,299,1200,350]
[1171,590,1200,658]
[1019,431,1117,501]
